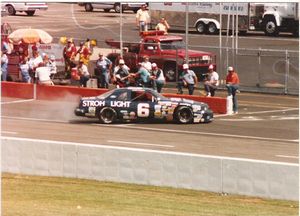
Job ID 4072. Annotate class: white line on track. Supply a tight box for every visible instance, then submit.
[107,140,174,148]
[2,115,297,143]
[1,99,35,105]
[1,131,18,134]
[276,155,299,159]
[245,108,299,115]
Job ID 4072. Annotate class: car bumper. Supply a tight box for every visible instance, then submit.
[202,109,213,123]
[74,107,86,116]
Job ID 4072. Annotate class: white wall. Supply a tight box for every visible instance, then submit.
[2,137,298,201]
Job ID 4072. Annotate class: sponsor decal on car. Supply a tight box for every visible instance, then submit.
[82,100,106,107]
[111,101,131,108]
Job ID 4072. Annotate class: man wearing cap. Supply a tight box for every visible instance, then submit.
[150,63,165,93]
[226,66,240,114]
[136,4,150,32]
[113,59,131,88]
[95,53,112,89]
[28,46,43,80]
[177,64,198,95]
[134,63,151,87]
[63,39,77,78]
[204,64,219,97]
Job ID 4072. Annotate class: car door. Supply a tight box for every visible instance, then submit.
[130,90,156,120]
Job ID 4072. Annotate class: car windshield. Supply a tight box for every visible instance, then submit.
[96,90,114,99]
[160,40,185,50]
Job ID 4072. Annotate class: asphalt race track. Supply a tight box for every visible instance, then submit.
[1,92,298,164]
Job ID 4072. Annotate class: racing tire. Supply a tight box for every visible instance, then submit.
[196,21,206,34]
[174,106,193,124]
[163,64,176,82]
[85,3,93,12]
[25,11,35,16]
[98,107,117,124]
[207,22,218,35]
[263,17,279,36]
[6,5,16,16]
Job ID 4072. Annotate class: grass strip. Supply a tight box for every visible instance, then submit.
[2,173,298,216]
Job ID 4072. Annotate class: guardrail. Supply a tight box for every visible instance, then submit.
[1,82,229,114]
[2,136,298,201]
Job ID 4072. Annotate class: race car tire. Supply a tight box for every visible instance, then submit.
[98,107,117,124]
[174,106,193,124]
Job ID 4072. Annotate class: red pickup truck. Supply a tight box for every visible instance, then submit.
[105,31,216,82]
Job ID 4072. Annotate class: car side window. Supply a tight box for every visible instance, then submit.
[131,91,154,102]
[116,91,129,101]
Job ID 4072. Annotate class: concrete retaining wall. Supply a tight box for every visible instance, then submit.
[2,137,298,201]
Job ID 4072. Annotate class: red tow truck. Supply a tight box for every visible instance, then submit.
[105,31,216,81]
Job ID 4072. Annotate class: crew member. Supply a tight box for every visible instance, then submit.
[177,64,198,95]
[204,64,219,97]
[113,59,131,88]
[151,63,165,93]
[155,17,170,35]
[226,66,240,114]
[136,4,150,32]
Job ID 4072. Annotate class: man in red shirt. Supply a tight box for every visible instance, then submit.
[226,66,240,114]
[63,38,77,78]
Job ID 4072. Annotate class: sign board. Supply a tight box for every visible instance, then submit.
[29,43,65,66]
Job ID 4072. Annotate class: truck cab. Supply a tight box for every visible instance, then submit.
[106,31,216,82]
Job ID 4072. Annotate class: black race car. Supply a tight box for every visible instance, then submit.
[74,87,213,124]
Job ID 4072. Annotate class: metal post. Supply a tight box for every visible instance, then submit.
[120,3,123,57]
[231,4,235,67]
[185,3,189,62]
[257,47,261,88]
[219,2,223,79]
[176,48,178,82]
[284,50,290,94]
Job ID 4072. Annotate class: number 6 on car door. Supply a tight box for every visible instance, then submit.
[137,103,150,117]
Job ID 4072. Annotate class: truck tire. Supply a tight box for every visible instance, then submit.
[174,106,193,124]
[98,107,117,124]
[85,3,93,12]
[6,5,16,15]
[163,64,177,82]
[114,4,123,13]
[25,11,35,16]
[196,21,206,34]
[263,17,279,36]
[104,9,110,13]
[207,22,218,34]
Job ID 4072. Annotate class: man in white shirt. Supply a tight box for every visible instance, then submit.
[204,64,219,97]
[35,63,54,85]
[77,61,90,87]
[136,4,150,32]
[155,17,170,35]
[141,56,152,72]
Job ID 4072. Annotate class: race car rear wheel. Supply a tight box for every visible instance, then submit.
[98,107,117,124]
[175,106,193,124]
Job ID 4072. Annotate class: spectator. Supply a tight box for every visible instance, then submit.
[47,55,57,78]
[113,59,131,88]
[29,46,43,72]
[177,64,198,95]
[95,53,112,89]
[77,61,90,87]
[226,66,240,114]
[155,17,170,34]
[204,64,219,97]
[136,4,150,32]
[19,57,31,83]
[35,62,54,86]
[141,55,152,71]
[77,41,91,66]
[134,63,152,87]
[150,63,165,93]
[63,38,77,78]
[1,49,8,81]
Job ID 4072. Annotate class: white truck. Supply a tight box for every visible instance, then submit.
[149,2,250,35]
[1,2,48,16]
[258,3,299,36]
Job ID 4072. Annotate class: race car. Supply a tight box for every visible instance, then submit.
[74,87,213,124]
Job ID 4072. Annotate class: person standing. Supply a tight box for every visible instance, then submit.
[77,61,90,87]
[1,49,8,81]
[150,63,165,93]
[19,57,31,83]
[35,62,54,86]
[63,38,77,78]
[177,64,198,95]
[95,53,112,89]
[226,66,240,114]
[136,4,150,32]
[204,64,219,97]
[77,41,91,66]
[155,17,170,34]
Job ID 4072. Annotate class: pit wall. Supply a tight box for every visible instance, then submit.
[2,137,298,201]
[1,82,228,114]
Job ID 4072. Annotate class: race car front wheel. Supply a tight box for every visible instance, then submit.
[175,106,193,124]
[98,107,117,124]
